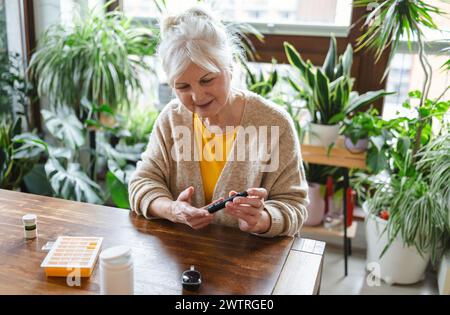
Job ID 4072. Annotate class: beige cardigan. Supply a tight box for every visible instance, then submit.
[128,90,309,237]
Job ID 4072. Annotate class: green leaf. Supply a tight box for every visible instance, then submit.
[23,163,53,196]
[106,171,130,209]
[345,90,394,115]
[371,135,385,152]
[12,133,47,160]
[41,107,85,149]
[341,44,353,76]
[322,36,337,80]
[314,68,330,122]
[328,113,346,124]
[284,42,308,74]
[367,148,388,174]
[408,90,422,98]
[44,158,104,204]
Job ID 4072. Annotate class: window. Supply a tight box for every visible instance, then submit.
[0,0,7,53]
[383,53,449,120]
[382,0,450,119]
[121,0,353,37]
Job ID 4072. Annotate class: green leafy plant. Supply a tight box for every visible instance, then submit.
[342,111,375,145]
[350,1,450,263]
[28,4,157,114]
[41,105,104,204]
[284,36,392,125]
[0,117,47,190]
[1,53,33,127]
[362,133,450,263]
[242,59,278,98]
[354,91,449,262]
[98,106,159,208]
[354,0,446,158]
[342,109,395,172]
[28,3,158,183]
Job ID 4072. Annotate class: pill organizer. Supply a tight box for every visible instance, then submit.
[40,236,103,277]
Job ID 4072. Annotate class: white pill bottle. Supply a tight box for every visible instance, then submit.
[99,245,134,295]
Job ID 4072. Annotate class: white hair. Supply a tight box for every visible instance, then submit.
[157,5,243,86]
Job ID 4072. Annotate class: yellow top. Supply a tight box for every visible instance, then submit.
[193,113,237,204]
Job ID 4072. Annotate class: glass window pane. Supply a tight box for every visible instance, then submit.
[383,53,450,120]
[122,0,353,27]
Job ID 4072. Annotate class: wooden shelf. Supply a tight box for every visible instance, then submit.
[301,136,367,170]
[301,222,358,239]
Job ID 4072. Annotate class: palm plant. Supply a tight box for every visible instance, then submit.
[28,5,157,115]
[284,36,392,125]
[28,3,158,200]
[353,0,446,157]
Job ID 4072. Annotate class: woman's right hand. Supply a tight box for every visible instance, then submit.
[171,186,215,230]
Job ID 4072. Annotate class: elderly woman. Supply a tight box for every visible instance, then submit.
[129,6,308,237]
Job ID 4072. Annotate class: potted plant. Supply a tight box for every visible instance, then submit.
[353,0,449,284]
[341,112,372,153]
[28,4,157,181]
[242,58,278,98]
[341,109,388,154]
[27,4,157,203]
[362,128,450,284]
[284,36,392,147]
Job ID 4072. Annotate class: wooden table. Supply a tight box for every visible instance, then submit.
[0,189,325,295]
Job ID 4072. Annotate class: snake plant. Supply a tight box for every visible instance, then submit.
[284,36,393,125]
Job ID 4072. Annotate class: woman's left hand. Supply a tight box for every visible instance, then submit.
[225,188,271,234]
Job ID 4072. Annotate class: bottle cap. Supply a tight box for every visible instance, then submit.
[181,265,202,291]
[22,214,37,224]
[100,246,131,265]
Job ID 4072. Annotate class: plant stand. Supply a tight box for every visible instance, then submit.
[301,136,367,276]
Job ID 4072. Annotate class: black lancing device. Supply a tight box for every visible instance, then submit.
[207,191,248,213]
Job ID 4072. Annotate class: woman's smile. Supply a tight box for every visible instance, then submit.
[197,99,214,107]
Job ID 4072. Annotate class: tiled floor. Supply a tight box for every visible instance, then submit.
[320,245,439,295]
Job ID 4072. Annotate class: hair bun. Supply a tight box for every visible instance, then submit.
[185,6,215,21]
[160,15,179,38]
[160,5,219,38]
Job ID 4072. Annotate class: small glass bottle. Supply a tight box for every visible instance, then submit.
[99,245,134,295]
[22,214,37,239]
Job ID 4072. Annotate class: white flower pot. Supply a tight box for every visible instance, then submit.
[364,202,430,285]
[304,183,325,226]
[309,123,340,147]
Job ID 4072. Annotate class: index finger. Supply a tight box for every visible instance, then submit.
[247,188,268,199]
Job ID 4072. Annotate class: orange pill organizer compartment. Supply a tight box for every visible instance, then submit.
[40,236,103,277]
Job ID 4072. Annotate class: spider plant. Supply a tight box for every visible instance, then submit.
[363,133,450,263]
